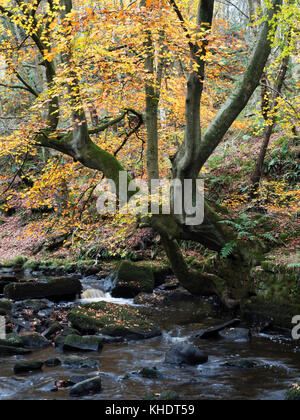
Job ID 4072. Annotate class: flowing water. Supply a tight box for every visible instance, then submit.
[0,273,299,400]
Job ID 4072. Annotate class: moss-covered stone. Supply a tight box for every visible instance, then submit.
[111,261,155,298]
[251,261,300,305]
[4,277,82,302]
[20,333,51,349]
[139,367,162,379]
[63,335,103,352]
[67,301,161,340]
[14,361,43,374]
[242,296,300,330]
[0,299,12,314]
[135,262,172,287]
[0,345,31,356]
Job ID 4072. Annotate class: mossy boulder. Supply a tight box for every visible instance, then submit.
[0,345,31,356]
[0,276,18,293]
[136,262,172,287]
[0,299,12,315]
[67,301,161,340]
[20,333,51,349]
[242,297,300,330]
[63,335,103,352]
[286,384,300,401]
[14,361,43,374]
[111,261,155,298]
[4,277,82,302]
[252,261,300,305]
[139,367,162,379]
[62,357,101,370]
[165,344,208,366]
[70,376,102,397]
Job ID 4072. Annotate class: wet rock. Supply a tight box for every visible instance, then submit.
[165,344,208,366]
[84,266,102,277]
[62,357,101,370]
[0,299,12,315]
[194,319,241,339]
[70,374,93,385]
[14,361,43,374]
[42,323,62,339]
[224,359,258,370]
[67,301,161,340]
[286,383,300,401]
[1,333,23,347]
[20,333,51,349]
[111,261,155,298]
[4,277,82,302]
[63,335,104,352]
[0,275,18,293]
[13,299,53,313]
[157,277,180,291]
[139,367,162,379]
[54,328,81,348]
[44,358,61,367]
[10,318,32,333]
[219,328,251,342]
[70,376,102,397]
[0,345,31,356]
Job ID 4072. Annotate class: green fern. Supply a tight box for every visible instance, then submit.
[258,233,277,242]
[221,241,237,259]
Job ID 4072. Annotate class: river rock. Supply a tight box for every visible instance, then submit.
[0,275,18,293]
[0,345,31,356]
[44,358,61,367]
[14,361,43,374]
[111,261,155,298]
[194,319,241,339]
[42,323,62,339]
[13,299,54,313]
[4,277,82,302]
[70,376,102,397]
[0,299,12,315]
[20,333,51,349]
[69,374,93,384]
[63,335,104,352]
[219,328,251,342]
[165,344,208,366]
[62,357,101,370]
[139,367,162,379]
[224,359,258,370]
[67,301,161,340]
[0,337,22,348]
[54,328,81,348]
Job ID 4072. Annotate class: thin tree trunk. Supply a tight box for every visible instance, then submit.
[250,50,290,192]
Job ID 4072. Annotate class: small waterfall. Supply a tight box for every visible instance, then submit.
[81,289,106,300]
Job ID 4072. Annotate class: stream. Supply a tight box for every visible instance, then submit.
[0,270,299,400]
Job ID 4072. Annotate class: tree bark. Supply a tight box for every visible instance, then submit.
[250,50,290,191]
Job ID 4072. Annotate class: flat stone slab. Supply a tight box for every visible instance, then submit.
[194,319,241,339]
